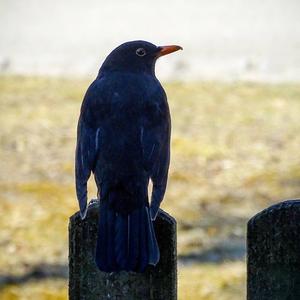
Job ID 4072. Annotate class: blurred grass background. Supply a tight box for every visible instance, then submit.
[0,76,300,299]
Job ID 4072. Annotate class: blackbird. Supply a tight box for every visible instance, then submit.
[75,40,182,272]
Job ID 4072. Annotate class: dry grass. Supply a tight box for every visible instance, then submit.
[0,76,300,299]
[179,262,245,300]
[0,279,67,300]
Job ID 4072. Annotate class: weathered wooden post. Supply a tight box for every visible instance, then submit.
[247,199,300,300]
[69,200,177,300]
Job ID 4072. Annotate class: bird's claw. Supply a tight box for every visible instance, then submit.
[80,199,99,220]
[89,198,99,205]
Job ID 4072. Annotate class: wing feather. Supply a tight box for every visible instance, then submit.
[75,81,101,219]
[141,93,171,220]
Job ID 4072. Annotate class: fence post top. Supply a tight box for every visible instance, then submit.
[248,199,300,227]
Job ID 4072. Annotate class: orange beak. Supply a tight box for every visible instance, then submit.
[157,45,183,57]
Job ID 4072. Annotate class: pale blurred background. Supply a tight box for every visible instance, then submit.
[0,1,300,299]
[1,0,300,81]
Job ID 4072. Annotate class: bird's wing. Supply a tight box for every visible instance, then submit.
[149,133,170,220]
[141,97,171,220]
[75,82,101,219]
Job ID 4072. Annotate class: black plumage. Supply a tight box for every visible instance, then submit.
[75,40,182,272]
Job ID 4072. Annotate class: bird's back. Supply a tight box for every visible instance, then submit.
[89,72,169,211]
[82,72,167,271]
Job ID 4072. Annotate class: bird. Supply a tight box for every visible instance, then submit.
[75,40,182,272]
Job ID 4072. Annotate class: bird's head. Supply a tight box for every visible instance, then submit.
[99,40,182,76]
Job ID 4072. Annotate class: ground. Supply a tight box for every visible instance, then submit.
[0,76,300,299]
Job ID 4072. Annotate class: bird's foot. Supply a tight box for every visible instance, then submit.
[89,198,99,205]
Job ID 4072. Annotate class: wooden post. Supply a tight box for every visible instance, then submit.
[69,200,177,300]
[247,199,300,300]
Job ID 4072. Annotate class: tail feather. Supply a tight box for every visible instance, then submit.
[115,213,128,268]
[145,207,160,265]
[95,202,160,272]
[138,208,148,272]
[95,200,108,271]
[126,209,140,271]
[106,207,116,270]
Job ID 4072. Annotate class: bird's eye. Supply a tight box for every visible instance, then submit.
[136,48,146,57]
